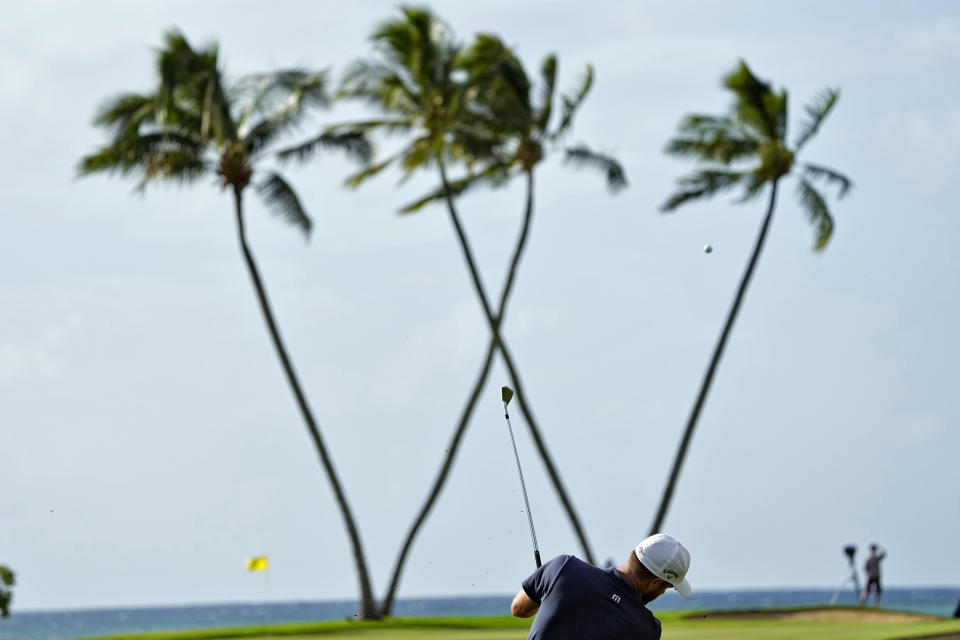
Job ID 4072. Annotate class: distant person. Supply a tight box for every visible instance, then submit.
[511,533,691,639]
[859,544,886,607]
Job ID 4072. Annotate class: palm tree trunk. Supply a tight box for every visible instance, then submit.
[649,179,780,535]
[436,160,595,563]
[496,325,595,564]
[232,188,379,620]
[378,169,542,616]
[378,339,497,617]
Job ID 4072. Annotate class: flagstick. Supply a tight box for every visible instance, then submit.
[264,564,272,638]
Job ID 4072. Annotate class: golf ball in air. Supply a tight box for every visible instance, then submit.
[704,245,713,253]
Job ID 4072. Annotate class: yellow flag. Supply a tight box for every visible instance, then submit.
[246,555,268,572]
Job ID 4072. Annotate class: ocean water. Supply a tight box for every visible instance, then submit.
[2,588,957,640]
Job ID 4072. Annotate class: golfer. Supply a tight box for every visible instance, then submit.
[511,533,691,639]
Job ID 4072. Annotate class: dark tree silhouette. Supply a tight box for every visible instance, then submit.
[0,565,15,618]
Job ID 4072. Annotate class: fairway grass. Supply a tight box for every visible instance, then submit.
[81,609,960,640]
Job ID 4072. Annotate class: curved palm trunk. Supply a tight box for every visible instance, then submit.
[649,180,780,535]
[436,160,595,563]
[232,188,379,620]
[378,335,497,617]
[378,170,540,616]
[496,327,595,564]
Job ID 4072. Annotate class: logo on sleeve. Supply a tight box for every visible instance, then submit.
[611,594,621,604]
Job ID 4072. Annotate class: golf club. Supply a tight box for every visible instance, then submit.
[501,386,541,569]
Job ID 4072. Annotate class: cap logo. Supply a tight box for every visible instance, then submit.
[663,569,679,580]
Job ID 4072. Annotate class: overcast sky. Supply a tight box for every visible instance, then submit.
[3,0,959,613]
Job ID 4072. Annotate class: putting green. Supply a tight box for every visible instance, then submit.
[83,608,960,640]
[658,608,960,640]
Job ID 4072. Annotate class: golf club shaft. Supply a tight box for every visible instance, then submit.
[503,401,541,569]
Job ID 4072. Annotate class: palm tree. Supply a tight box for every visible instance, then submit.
[288,7,599,613]
[370,35,626,615]
[78,30,380,619]
[650,60,851,534]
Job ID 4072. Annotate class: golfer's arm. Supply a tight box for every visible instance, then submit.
[511,589,539,618]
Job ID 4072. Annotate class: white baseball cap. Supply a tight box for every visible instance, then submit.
[635,533,692,596]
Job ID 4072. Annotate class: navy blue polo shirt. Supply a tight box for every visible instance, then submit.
[522,555,661,639]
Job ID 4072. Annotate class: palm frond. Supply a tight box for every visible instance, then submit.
[372,7,456,95]
[276,130,372,165]
[343,155,397,188]
[795,176,834,250]
[736,172,770,203]
[534,54,557,133]
[552,64,594,140]
[78,132,207,177]
[442,112,511,170]
[134,97,204,136]
[487,38,525,91]
[802,162,851,198]
[407,7,458,88]
[723,61,783,141]
[326,118,416,137]
[242,119,287,157]
[457,33,511,78]
[665,113,762,165]
[679,114,736,132]
[795,88,840,150]
[241,72,333,156]
[372,12,424,81]
[563,145,627,192]
[458,33,531,123]
[398,162,512,213]
[156,29,196,121]
[665,136,760,164]
[137,151,209,191]
[339,59,421,113]
[768,89,788,142]
[255,172,311,237]
[156,29,237,144]
[93,93,158,140]
[398,135,435,180]
[661,169,745,211]
[237,69,330,133]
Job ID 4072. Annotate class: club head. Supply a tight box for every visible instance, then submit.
[501,386,514,405]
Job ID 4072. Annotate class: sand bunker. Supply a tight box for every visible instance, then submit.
[687,607,940,623]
